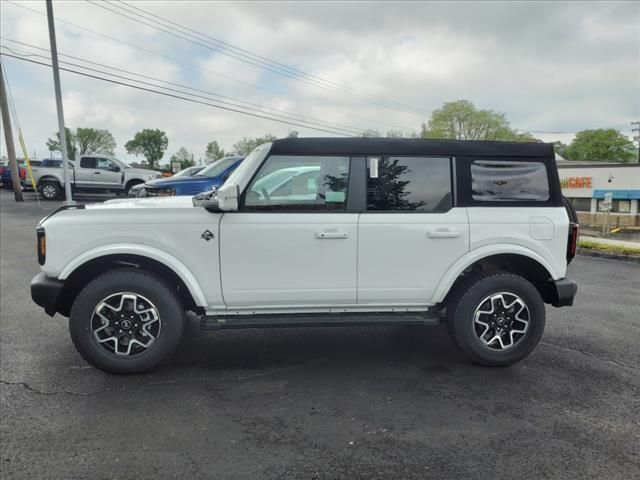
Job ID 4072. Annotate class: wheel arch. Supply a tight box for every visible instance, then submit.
[56,249,207,317]
[434,246,559,306]
[37,175,62,187]
[125,178,144,191]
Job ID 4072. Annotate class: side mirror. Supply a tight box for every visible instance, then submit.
[216,183,239,211]
[109,165,120,172]
[192,189,220,212]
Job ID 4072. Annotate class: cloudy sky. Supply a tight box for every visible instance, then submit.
[1,0,638,164]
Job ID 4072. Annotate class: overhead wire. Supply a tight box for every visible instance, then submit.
[4,0,412,132]
[1,43,368,137]
[0,52,359,136]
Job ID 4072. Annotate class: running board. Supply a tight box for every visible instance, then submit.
[200,311,440,331]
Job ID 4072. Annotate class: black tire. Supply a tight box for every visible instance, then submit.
[39,181,62,200]
[446,271,545,366]
[69,268,186,374]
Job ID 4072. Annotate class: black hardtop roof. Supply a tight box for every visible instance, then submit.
[270,137,554,158]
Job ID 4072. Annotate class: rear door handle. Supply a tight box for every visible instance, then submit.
[94,171,101,174]
[315,230,349,239]
[427,229,460,239]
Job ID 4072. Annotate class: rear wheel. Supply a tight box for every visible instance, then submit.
[69,269,186,374]
[446,271,545,366]
[39,181,62,200]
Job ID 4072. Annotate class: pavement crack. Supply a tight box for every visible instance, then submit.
[0,379,106,397]
[541,341,640,371]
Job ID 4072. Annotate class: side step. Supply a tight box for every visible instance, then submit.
[200,311,440,331]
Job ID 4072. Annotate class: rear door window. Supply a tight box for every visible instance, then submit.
[80,157,96,169]
[471,160,549,201]
[366,157,452,212]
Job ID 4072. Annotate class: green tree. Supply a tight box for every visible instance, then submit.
[386,130,405,138]
[232,134,277,155]
[359,129,381,138]
[205,140,225,163]
[562,129,635,162]
[170,146,195,170]
[287,130,299,138]
[46,127,77,160]
[420,100,535,142]
[47,127,117,160]
[75,128,116,156]
[125,129,168,169]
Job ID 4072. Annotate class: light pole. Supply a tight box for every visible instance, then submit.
[46,0,73,203]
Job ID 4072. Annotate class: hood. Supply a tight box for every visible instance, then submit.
[127,167,162,177]
[87,196,195,209]
[145,175,213,187]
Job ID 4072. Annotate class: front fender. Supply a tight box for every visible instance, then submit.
[58,243,208,307]
[431,244,560,304]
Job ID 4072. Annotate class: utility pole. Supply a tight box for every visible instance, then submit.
[0,66,24,201]
[46,0,73,203]
[631,121,640,163]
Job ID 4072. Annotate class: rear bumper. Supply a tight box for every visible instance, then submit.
[550,278,578,307]
[31,272,64,317]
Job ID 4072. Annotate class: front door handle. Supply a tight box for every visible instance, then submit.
[427,229,460,239]
[94,171,101,174]
[315,230,349,239]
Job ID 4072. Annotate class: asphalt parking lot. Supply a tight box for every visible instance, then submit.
[1,190,639,480]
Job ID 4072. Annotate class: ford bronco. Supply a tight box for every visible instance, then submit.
[31,138,578,373]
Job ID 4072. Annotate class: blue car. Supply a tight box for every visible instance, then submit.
[140,156,244,197]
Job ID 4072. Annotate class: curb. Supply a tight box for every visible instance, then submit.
[577,248,640,264]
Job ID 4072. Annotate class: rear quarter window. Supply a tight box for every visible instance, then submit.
[471,160,549,202]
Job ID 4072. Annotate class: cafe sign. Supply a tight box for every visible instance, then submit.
[560,176,592,189]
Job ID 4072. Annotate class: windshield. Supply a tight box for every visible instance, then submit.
[198,157,238,177]
[174,166,203,177]
[111,158,130,169]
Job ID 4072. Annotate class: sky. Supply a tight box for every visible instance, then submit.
[1,0,639,165]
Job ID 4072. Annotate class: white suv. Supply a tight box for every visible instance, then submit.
[31,138,578,373]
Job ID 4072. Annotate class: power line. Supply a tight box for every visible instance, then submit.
[85,0,431,117]
[1,40,367,136]
[5,0,410,132]
[0,52,358,137]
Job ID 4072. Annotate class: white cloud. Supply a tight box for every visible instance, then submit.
[1,0,638,163]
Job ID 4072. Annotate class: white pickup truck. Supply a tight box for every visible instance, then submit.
[31,138,578,373]
[31,155,162,199]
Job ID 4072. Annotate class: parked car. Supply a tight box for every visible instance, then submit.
[31,138,578,373]
[1,161,27,189]
[128,165,204,197]
[138,156,243,197]
[32,155,162,200]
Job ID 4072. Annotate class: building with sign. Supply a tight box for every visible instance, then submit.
[558,162,640,226]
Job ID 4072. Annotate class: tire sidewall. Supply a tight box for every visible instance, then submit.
[69,269,185,374]
[40,182,61,200]
[451,274,546,366]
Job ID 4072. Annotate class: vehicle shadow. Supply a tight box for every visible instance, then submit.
[167,313,465,374]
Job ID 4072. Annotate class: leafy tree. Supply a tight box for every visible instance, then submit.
[75,128,116,156]
[552,141,569,159]
[359,129,381,138]
[47,127,77,160]
[205,140,225,163]
[287,130,299,138]
[47,127,116,160]
[386,130,405,138]
[125,129,168,169]
[561,129,635,163]
[170,147,195,170]
[232,134,277,155]
[368,158,426,210]
[420,100,535,142]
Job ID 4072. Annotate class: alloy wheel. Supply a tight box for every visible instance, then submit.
[473,292,530,351]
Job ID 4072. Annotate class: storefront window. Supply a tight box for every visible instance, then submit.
[597,199,630,213]
[568,197,591,212]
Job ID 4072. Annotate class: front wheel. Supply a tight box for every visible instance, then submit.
[39,181,62,200]
[446,272,545,366]
[69,269,186,374]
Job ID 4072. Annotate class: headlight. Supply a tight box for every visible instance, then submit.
[147,187,176,197]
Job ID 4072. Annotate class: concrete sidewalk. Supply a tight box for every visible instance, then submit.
[580,235,640,249]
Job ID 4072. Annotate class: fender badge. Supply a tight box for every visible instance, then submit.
[201,230,215,241]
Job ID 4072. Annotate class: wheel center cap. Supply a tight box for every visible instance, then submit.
[497,317,506,326]
[121,319,132,330]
